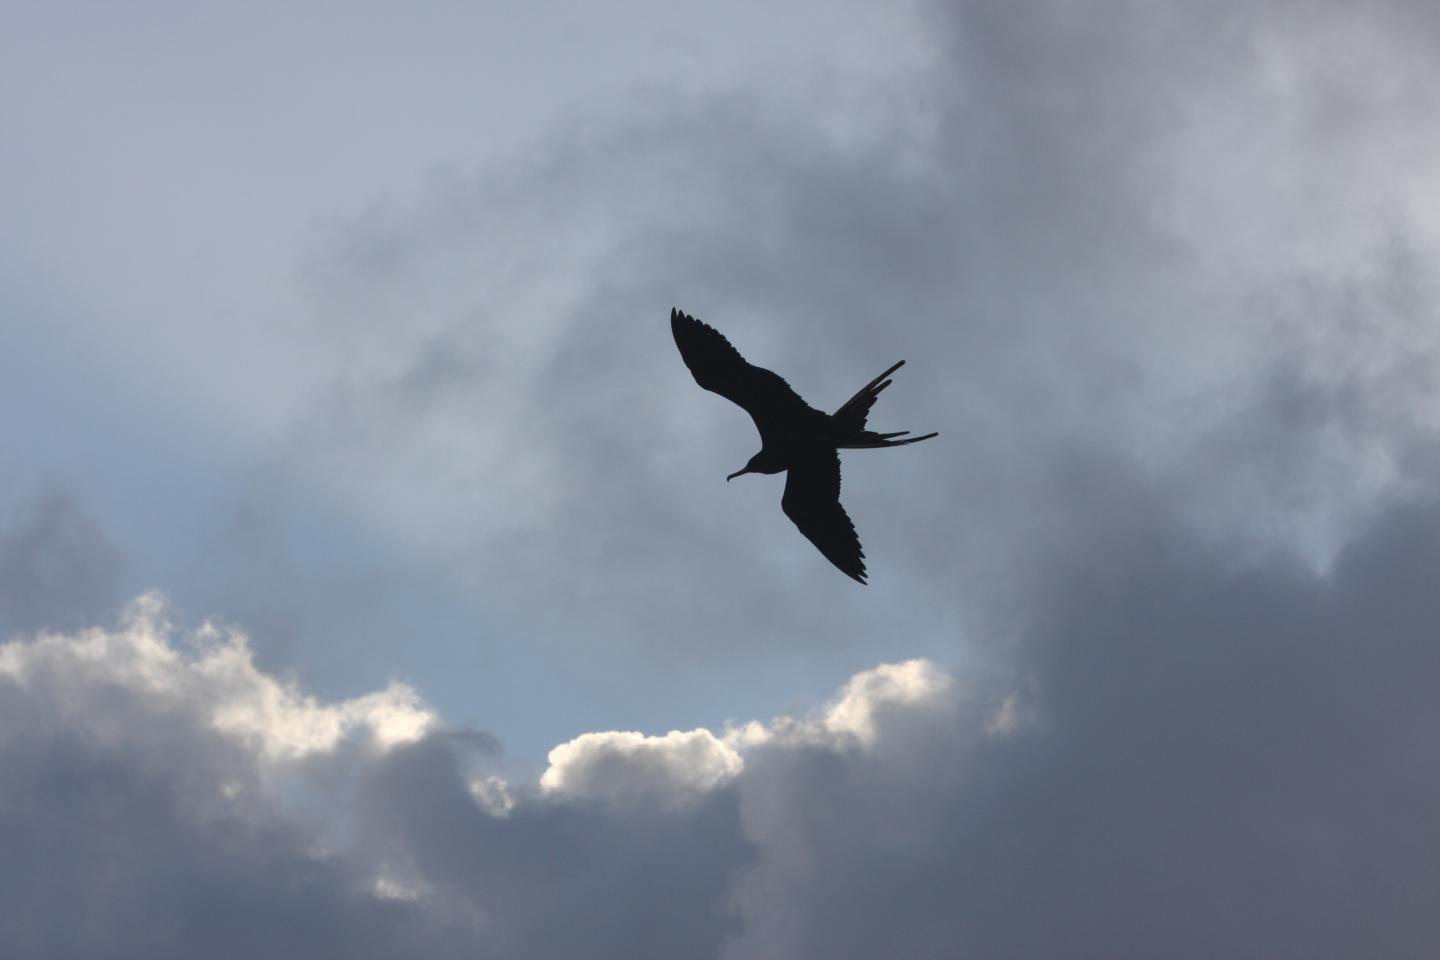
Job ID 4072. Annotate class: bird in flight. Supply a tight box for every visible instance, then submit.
[671,308,936,584]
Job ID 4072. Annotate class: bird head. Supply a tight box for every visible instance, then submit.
[727,451,772,481]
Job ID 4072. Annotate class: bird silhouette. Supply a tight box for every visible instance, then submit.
[671,308,937,584]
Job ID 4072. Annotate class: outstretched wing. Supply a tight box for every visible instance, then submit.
[671,308,816,440]
[781,447,867,584]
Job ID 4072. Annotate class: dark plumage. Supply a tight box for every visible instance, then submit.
[671,308,937,584]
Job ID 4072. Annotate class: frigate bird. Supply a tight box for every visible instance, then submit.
[671,308,937,584]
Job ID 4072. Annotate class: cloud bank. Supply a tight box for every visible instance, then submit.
[5,467,1440,958]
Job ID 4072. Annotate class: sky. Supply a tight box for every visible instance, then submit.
[3,0,1440,956]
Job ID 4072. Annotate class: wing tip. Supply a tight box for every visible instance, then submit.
[671,307,700,351]
[671,308,711,346]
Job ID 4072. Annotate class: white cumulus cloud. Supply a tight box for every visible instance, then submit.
[541,727,744,806]
[0,591,435,760]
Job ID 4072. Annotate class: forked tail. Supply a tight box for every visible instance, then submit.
[832,360,939,449]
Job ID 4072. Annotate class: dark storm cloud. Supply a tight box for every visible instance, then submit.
[5,463,1440,957]
[5,0,1440,955]
[0,487,123,638]
[721,472,1440,960]
[0,612,463,960]
[0,606,749,959]
[358,736,749,959]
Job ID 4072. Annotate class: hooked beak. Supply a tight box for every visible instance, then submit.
[726,468,748,482]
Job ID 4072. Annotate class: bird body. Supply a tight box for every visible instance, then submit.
[671,308,936,583]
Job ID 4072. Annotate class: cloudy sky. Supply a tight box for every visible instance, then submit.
[4,0,1440,955]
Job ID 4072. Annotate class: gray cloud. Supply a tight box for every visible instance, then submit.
[5,466,1440,956]
[0,603,460,960]
[4,0,1440,954]
[360,737,749,959]
[725,461,1440,959]
[0,598,750,958]
[0,487,124,638]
